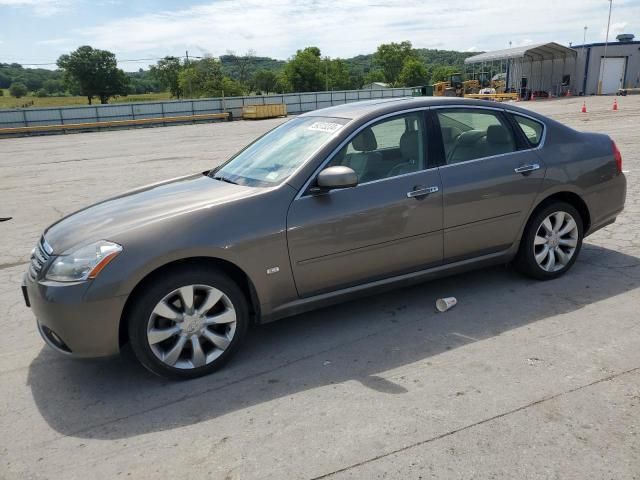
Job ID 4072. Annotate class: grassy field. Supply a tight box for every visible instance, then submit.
[0,90,172,109]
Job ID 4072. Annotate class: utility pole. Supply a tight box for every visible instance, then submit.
[577,26,587,95]
[325,57,329,91]
[598,0,613,94]
[583,25,588,46]
[185,50,192,99]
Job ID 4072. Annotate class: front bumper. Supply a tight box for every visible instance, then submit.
[24,274,126,358]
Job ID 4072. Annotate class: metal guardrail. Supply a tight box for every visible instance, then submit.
[0,88,414,133]
[0,113,230,136]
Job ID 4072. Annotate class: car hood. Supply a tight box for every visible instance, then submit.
[45,173,256,253]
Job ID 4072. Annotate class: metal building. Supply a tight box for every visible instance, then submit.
[573,34,640,95]
[464,43,577,99]
[463,34,640,98]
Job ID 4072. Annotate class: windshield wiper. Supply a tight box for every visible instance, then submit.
[212,175,238,185]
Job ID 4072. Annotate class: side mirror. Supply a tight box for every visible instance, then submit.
[315,166,358,191]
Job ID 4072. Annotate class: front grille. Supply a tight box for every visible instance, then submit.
[29,237,52,280]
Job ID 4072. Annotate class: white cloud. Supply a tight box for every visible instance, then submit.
[76,0,639,62]
[511,39,535,48]
[0,0,69,16]
[601,21,629,40]
[35,37,72,46]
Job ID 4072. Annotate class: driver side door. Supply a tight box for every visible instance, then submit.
[286,111,443,297]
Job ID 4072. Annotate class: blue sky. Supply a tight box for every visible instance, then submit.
[1,0,639,71]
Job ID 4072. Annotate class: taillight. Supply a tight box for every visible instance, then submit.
[612,139,622,174]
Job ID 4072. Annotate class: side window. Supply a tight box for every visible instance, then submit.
[437,109,516,165]
[513,115,544,147]
[329,112,426,183]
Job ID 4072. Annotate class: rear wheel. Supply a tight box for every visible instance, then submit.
[515,201,584,280]
[127,266,249,379]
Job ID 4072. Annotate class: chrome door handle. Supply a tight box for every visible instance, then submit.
[407,186,439,198]
[514,163,540,174]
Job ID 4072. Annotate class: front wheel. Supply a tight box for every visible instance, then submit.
[515,202,584,280]
[127,266,249,379]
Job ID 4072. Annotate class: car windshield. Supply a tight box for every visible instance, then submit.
[211,116,350,187]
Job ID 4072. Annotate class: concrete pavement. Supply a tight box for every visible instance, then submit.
[1,95,639,479]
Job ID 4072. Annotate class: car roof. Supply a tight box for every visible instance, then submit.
[300,96,547,122]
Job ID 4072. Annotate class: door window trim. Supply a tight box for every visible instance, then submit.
[296,107,434,199]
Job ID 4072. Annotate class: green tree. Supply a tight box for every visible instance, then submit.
[225,49,256,86]
[57,46,129,104]
[399,58,428,87]
[325,58,352,90]
[252,69,278,94]
[43,79,64,95]
[275,72,292,93]
[0,71,10,89]
[179,57,245,98]
[36,88,48,97]
[179,57,223,98]
[24,77,43,91]
[150,56,183,98]
[430,65,459,83]
[373,41,417,86]
[362,69,385,86]
[220,77,245,97]
[9,82,28,98]
[282,47,324,92]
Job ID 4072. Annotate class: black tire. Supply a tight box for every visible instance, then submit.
[515,201,584,280]
[127,266,249,379]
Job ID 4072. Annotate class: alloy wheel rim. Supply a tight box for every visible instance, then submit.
[533,211,579,272]
[147,284,236,369]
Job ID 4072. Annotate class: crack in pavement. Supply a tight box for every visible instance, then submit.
[0,261,27,271]
[309,366,640,480]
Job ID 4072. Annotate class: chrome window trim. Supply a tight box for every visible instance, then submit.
[295,107,431,200]
[437,148,538,170]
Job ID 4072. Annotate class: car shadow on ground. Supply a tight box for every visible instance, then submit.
[27,243,640,440]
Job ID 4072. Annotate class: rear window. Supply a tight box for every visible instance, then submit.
[513,115,544,147]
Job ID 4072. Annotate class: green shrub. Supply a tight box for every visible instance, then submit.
[9,82,28,98]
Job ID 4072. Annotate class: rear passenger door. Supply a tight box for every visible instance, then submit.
[434,107,546,262]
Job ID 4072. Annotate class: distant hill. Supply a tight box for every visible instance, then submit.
[1,47,480,95]
[219,54,286,79]
[0,63,63,91]
[346,48,479,74]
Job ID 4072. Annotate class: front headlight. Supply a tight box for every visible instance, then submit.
[45,240,123,282]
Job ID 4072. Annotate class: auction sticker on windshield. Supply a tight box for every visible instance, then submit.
[307,122,343,133]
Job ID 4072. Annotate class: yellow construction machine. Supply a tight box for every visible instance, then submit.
[433,74,482,97]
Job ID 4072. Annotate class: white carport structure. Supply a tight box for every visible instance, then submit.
[464,42,577,98]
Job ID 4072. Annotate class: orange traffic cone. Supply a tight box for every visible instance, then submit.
[567,89,572,97]
[581,102,587,113]
[530,90,535,101]
[613,98,619,111]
